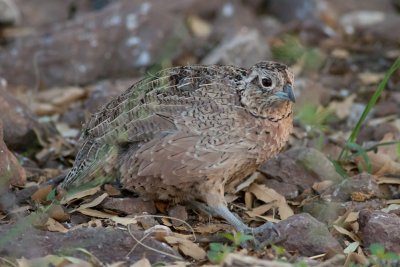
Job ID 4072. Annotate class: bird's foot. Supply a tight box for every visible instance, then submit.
[239,221,280,250]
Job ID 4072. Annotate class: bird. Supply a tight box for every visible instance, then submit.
[60,61,295,236]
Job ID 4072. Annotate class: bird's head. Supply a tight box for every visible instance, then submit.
[240,61,295,121]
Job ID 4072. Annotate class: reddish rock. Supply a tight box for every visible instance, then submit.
[101,197,156,215]
[302,201,346,225]
[259,147,342,192]
[332,173,384,201]
[0,85,41,151]
[202,29,271,68]
[359,210,400,253]
[0,120,26,211]
[0,0,228,88]
[0,223,181,263]
[276,213,342,256]
[263,179,299,200]
[168,205,188,227]
[0,120,26,188]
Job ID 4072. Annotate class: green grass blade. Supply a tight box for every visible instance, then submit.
[338,57,400,161]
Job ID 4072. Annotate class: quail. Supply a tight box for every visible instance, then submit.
[60,61,295,237]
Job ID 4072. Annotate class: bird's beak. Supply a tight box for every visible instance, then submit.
[274,84,295,102]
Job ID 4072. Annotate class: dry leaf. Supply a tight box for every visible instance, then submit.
[327,94,356,119]
[351,192,373,202]
[246,203,274,217]
[130,258,151,267]
[61,186,101,204]
[194,223,232,234]
[77,208,114,218]
[358,72,385,85]
[45,217,69,233]
[376,176,400,184]
[248,184,294,219]
[244,192,253,210]
[387,199,400,204]
[333,225,359,242]
[344,212,359,223]
[312,180,334,194]
[246,215,280,224]
[187,16,211,38]
[164,236,206,260]
[111,216,138,226]
[356,152,400,177]
[73,193,108,212]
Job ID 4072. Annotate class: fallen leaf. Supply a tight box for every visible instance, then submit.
[61,186,101,204]
[194,223,232,234]
[333,225,359,242]
[375,176,400,184]
[312,180,334,194]
[45,217,68,233]
[381,204,400,213]
[130,258,151,267]
[351,192,373,202]
[187,15,211,38]
[111,216,138,226]
[248,184,294,219]
[77,208,114,218]
[356,152,400,177]
[344,212,359,223]
[73,193,108,212]
[358,72,385,85]
[164,236,206,260]
[344,241,360,254]
[246,203,274,217]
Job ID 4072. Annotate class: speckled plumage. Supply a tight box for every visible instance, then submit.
[61,61,295,234]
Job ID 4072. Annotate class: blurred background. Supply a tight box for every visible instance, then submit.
[0,0,399,182]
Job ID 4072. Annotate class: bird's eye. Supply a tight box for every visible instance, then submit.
[261,77,272,87]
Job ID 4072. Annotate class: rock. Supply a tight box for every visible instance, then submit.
[168,205,188,227]
[13,0,101,29]
[266,0,318,23]
[84,79,135,114]
[211,2,260,39]
[343,199,386,212]
[275,213,342,256]
[332,173,383,202]
[359,210,400,253]
[339,11,386,35]
[364,15,400,44]
[0,223,181,263]
[258,147,342,192]
[0,0,226,88]
[0,0,19,25]
[323,0,396,16]
[302,201,346,225]
[101,197,156,215]
[0,120,26,190]
[263,179,299,200]
[202,29,271,68]
[0,85,42,151]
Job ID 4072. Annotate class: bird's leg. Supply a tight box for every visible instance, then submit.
[211,204,279,237]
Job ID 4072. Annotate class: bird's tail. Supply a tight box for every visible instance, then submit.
[60,139,116,190]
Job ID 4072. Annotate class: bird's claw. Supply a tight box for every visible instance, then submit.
[239,222,280,250]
